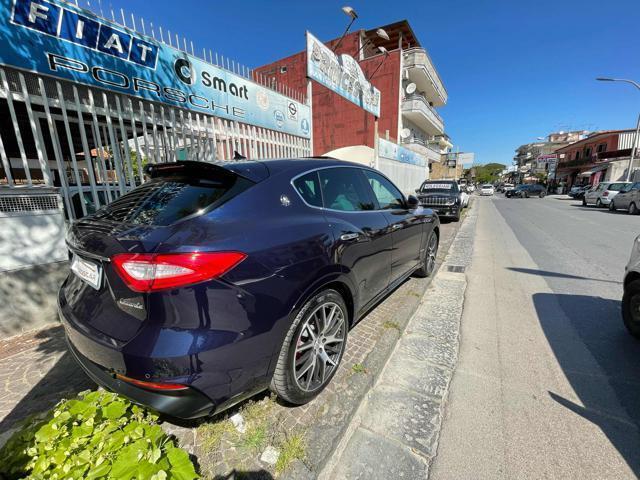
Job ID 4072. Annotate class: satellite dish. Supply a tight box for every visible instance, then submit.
[400,128,411,139]
[405,82,417,94]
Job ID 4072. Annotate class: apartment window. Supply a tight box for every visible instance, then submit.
[597,143,607,153]
[584,147,592,158]
[575,151,581,160]
[279,66,288,74]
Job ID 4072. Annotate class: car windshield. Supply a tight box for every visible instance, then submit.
[482,185,493,189]
[420,182,458,193]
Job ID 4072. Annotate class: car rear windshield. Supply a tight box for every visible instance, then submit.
[92,172,254,226]
[483,185,493,188]
[608,183,627,191]
[420,182,458,193]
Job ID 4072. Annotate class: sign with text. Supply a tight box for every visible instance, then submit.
[0,0,311,138]
[306,31,381,117]
[379,138,427,167]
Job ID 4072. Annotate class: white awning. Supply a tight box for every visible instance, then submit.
[578,164,609,177]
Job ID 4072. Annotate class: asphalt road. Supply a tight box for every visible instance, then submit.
[431,194,640,479]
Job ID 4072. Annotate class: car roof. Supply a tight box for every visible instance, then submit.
[229,157,375,177]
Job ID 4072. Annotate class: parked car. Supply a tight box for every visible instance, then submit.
[506,184,546,198]
[583,181,630,207]
[416,180,462,221]
[502,183,515,194]
[460,189,470,208]
[623,236,640,338]
[609,181,640,214]
[467,184,476,193]
[568,184,589,199]
[59,159,441,419]
[480,184,495,196]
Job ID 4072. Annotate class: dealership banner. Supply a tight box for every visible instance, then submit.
[306,31,381,117]
[0,0,311,138]
[378,138,427,167]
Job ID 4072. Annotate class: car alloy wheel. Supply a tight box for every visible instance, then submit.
[292,301,346,392]
[415,230,439,278]
[609,201,616,212]
[630,202,638,215]
[270,289,348,404]
[596,199,602,208]
[623,280,640,339]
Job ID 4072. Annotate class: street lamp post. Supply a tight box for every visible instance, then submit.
[596,77,640,182]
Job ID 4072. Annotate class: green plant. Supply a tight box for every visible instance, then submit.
[383,321,401,331]
[352,363,367,374]
[275,434,305,474]
[0,390,198,480]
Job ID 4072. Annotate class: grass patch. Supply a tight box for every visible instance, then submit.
[383,320,401,331]
[197,416,234,452]
[275,434,306,474]
[352,363,367,374]
[242,423,268,452]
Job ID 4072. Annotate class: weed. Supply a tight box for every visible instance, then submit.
[352,363,367,374]
[275,434,306,474]
[383,320,401,331]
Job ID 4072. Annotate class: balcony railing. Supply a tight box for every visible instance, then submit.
[401,93,444,134]
[403,47,448,105]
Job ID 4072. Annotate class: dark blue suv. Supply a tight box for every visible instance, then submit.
[59,159,440,419]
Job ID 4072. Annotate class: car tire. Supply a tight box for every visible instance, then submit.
[523,191,529,198]
[630,202,638,215]
[609,201,616,212]
[582,198,587,206]
[596,199,602,208]
[270,289,348,405]
[622,279,640,339]
[453,207,461,222]
[539,191,546,198]
[414,229,439,278]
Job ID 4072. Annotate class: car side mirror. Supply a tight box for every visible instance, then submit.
[415,188,421,194]
[407,195,419,209]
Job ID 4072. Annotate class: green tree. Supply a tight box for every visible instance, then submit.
[473,163,506,184]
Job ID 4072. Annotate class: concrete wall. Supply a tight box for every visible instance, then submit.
[378,157,426,196]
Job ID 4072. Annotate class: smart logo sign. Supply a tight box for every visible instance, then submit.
[306,31,381,117]
[1,0,311,138]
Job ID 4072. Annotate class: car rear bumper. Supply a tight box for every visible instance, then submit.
[59,306,215,419]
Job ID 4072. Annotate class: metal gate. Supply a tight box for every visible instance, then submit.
[0,67,311,220]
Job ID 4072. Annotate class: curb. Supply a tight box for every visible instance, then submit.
[284,203,478,479]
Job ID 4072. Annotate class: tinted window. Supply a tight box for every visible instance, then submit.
[93,173,252,226]
[609,183,626,191]
[364,170,404,210]
[319,168,375,211]
[293,171,322,207]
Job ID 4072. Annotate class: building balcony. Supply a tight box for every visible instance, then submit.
[401,137,442,163]
[403,47,448,107]
[401,94,444,136]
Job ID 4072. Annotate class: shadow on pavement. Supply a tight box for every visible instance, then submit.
[0,327,93,434]
[533,293,640,475]
[508,267,622,285]
[213,470,274,480]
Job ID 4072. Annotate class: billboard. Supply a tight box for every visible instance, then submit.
[0,0,311,138]
[306,31,381,117]
[379,138,427,167]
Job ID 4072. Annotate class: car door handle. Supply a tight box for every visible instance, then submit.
[340,233,360,241]
[391,224,402,230]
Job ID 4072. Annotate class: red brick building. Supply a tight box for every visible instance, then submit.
[254,21,449,164]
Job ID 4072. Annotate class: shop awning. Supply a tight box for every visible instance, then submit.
[578,164,609,177]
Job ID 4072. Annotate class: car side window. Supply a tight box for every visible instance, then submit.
[363,170,405,210]
[319,168,375,211]
[634,183,640,191]
[293,171,323,207]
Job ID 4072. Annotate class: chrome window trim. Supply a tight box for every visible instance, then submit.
[290,165,408,214]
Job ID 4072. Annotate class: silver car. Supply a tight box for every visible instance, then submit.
[609,182,640,214]
[583,181,630,208]
[623,236,640,337]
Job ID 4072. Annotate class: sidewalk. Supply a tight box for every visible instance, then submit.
[320,205,477,479]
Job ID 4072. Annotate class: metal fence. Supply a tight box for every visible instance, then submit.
[0,67,311,220]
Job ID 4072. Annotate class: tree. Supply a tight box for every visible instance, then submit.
[473,163,506,184]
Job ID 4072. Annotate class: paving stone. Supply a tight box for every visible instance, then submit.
[378,353,449,401]
[359,385,443,458]
[394,333,458,370]
[331,427,429,480]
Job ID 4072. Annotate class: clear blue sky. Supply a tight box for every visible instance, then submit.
[102,0,639,165]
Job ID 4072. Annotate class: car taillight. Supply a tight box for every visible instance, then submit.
[603,191,609,196]
[111,251,246,292]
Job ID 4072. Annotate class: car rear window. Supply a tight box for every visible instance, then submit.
[93,172,254,226]
[293,171,322,207]
[609,183,627,191]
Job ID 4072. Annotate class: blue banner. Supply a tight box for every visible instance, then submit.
[378,138,427,167]
[0,0,311,138]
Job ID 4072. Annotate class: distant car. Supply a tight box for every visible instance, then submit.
[460,190,470,208]
[609,181,640,214]
[583,181,630,207]
[623,236,640,338]
[506,184,546,198]
[480,184,495,196]
[568,185,589,199]
[416,180,462,221]
[467,184,476,193]
[503,183,515,194]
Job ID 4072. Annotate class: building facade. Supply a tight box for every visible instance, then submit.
[255,20,449,169]
[555,130,640,188]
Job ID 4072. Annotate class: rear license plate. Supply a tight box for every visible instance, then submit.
[71,255,102,290]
